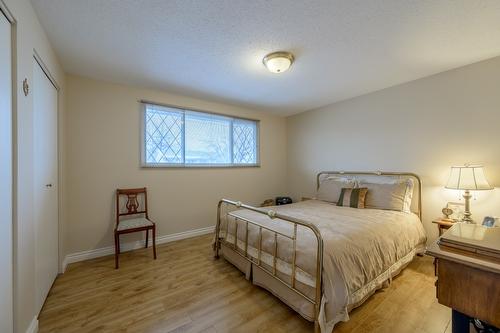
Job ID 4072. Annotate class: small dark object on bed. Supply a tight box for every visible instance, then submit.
[276,197,293,205]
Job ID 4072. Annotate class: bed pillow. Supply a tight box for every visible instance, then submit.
[337,188,368,208]
[316,177,356,203]
[359,179,414,212]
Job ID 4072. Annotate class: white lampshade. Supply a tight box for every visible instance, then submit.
[445,165,493,191]
[263,52,294,74]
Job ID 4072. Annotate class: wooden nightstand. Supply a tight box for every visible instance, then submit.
[426,225,500,330]
[432,218,455,236]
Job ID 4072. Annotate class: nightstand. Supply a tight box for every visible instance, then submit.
[431,218,457,276]
[432,218,455,236]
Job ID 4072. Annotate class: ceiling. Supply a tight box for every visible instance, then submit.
[31,0,500,115]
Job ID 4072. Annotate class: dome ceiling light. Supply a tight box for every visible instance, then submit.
[262,51,294,74]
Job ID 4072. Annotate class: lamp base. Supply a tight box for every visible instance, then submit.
[462,190,474,224]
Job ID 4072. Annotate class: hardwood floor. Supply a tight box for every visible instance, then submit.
[39,234,451,333]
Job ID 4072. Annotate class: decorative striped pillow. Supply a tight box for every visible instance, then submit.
[337,188,368,208]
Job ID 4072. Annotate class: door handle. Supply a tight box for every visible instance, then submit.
[45,184,53,188]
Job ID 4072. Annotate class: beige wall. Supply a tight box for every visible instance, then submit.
[287,56,500,243]
[2,0,66,332]
[65,75,287,254]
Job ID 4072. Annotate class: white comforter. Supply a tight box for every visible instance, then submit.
[222,200,427,331]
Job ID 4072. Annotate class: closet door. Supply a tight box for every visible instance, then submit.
[33,60,59,314]
[0,10,13,333]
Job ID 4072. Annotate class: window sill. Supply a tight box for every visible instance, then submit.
[140,163,261,169]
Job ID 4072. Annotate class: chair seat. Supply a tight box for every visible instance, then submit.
[117,217,153,231]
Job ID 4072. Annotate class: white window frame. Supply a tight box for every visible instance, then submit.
[140,101,260,168]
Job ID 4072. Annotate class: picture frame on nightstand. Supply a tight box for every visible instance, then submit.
[447,202,465,222]
[482,216,498,227]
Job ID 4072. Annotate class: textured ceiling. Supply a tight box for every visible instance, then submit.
[31,0,500,115]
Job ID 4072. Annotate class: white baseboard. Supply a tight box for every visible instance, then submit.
[62,226,214,272]
[26,316,38,333]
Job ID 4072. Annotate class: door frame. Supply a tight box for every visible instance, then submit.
[33,51,60,90]
[0,2,15,332]
[33,51,61,279]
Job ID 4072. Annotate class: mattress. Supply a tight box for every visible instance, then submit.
[218,199,427,332]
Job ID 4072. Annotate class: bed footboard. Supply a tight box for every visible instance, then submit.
[214,199,324,332]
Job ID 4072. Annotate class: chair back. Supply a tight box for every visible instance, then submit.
[116,188,148,226]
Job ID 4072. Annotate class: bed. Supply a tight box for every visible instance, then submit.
[213,171,427,332]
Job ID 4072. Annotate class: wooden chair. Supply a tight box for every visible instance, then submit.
[115,187,157,269]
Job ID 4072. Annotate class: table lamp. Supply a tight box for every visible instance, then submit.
[445,164,493,223]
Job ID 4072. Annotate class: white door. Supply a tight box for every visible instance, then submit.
[0,9,13,333]
[33,59,59,314]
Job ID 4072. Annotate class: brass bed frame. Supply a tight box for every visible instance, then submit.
[213,171,422,332]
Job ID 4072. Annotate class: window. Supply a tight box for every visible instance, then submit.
[142,103,259,167]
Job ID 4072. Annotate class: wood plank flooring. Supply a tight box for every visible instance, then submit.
[39,234,451,333]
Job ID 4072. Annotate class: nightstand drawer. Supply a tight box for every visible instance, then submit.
[436,259,500,327]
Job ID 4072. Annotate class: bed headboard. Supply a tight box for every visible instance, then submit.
[316,171,422,219]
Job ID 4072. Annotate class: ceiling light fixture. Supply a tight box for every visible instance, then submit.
[263,51,294,74]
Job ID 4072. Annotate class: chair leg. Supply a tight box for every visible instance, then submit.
[145,229,149,248]
[117,234,121,254]
[152,226,157,260]
[114,233,120,269]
